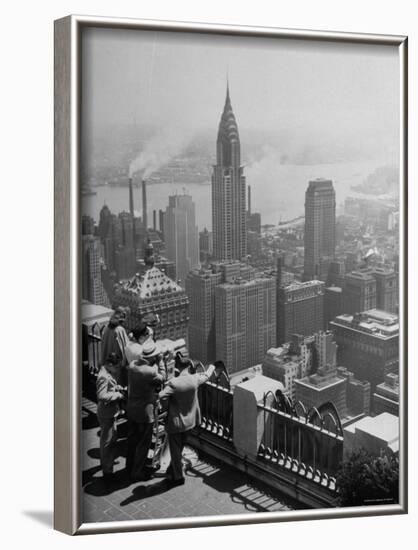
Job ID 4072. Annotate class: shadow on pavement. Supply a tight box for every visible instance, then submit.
[84,469,132,497]
[119,480,170,507]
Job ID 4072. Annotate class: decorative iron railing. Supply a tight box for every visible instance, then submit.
[257,391,344,489]
[82,321,105,376]
[196,365,234,441]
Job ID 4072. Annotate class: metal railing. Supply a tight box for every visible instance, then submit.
[257,391,344,489]
[197,367,234,441]
[82,321,105,376]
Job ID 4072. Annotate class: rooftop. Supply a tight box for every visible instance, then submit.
[296,373,346,391]
[345,270,376,282]
[81,301,114,326]
[343,412,399,445]
[82,398,297,524]
[117,266,184,299]
[282,279,324,293]
[331,309,399,338]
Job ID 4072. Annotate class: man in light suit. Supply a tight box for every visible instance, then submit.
[96,352,125,482]
[159,360,217,487]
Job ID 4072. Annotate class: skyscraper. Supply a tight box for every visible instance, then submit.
[276,279,324,345]
[343,270,377,314]
[186,266,222,363]
[330,309,399,393]
[165,194,199,285]
[215,275,276,373]
[186,261,255,364]
[372,267,398,313]
[212,84,247,260]
[81,235,109,307]
[199,227,213,263]
[303,178,336,281]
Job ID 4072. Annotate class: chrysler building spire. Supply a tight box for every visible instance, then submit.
[216,83,240,167]
[212,83,247,260]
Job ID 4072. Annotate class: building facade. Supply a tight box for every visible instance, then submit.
[186,266,222,363]
[199,227,213,263]
[277,279,324,345]
[294,332,348,421]
[330,309,399,393]
[212,85,247,261]
[303,178,336,282]
[343,270,377,314]
[373,372,399,416]
[112,243,189,341]
[324,286,343,328]
[372,267,398,313]
[215,275,276,373]
[164,193,199,286]
[186,261,256,365]
[81,235,109,307]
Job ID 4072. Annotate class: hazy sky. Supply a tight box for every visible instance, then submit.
[81,26,400,163]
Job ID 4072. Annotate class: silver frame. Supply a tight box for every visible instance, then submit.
[54,14,408,535]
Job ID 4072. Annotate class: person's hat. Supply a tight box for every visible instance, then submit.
[114,306,127,320]
[141,340,163,359]
[105,352,122,366]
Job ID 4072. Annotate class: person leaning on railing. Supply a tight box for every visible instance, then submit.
[96,352,126,484]
[158,361,221,487]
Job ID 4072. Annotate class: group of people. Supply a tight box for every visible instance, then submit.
[95,307,217,488]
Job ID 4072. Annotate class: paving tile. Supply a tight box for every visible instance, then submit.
[81,396,296,523]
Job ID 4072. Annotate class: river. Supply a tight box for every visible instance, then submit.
[82,158,394,231]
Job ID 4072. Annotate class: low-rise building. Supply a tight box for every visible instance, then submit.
[373,372,399,416]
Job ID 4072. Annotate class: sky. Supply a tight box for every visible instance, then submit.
[81,27,401,225]
[81,26,400,164]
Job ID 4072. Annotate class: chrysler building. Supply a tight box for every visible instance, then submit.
[212,84,247,260]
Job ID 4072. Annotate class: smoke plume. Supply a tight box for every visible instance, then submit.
[129,126,193,179]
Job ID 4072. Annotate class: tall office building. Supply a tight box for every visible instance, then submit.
[343,270,377,314]
[81,215,95,236]
[81,235,109,307]
[186,261,254,364]
[303,178,336,281]
[212,84,247,260]
[199,227,213,263]
[165,194,199,286]
[330,309,399,393]
[372,267,398,313]
[215,275,276,373]
[324,286,343,328]
[186,266,222,363]
[276,279,324,345]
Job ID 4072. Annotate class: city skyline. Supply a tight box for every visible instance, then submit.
[78,25,402,524]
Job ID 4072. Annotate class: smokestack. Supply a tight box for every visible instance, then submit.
[142,180,148,230]
[129,178,134,218]
[247,185,251,215]
[153,210,157,231]
[129,177,136,250]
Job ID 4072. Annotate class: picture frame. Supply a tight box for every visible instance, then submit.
[54,14,408,535]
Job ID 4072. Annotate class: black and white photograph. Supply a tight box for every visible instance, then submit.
[77,22,405,528]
